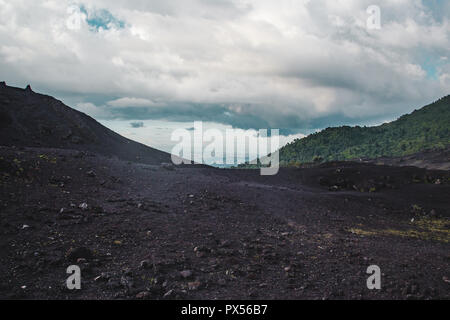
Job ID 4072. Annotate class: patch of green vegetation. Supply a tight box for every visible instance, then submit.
[348,217,450,243]
[349,228,378,236]
[38,154,57,164]
[277,95,450,165]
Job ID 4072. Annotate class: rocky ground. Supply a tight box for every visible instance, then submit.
[364,147,450,171]
[0,145,449,300]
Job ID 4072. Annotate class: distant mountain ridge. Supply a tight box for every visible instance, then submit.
[276,95,450,166]
[0,82,171,165]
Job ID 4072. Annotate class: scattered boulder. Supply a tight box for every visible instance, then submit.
[66,247,93,262]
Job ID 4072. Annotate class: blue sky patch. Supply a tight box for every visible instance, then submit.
[416,51,446,80]
[79,5,126,31]
[423,0,450,23]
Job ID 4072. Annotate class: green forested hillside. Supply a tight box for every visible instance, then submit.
[278,95,450,166]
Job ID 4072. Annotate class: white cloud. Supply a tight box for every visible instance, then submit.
[75,102,111,118]
[107,97,160,108]
[0,0,449,129]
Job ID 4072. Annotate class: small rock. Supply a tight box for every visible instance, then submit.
[219,240,231,248]
[248,290,257,298]
[140,260,151,269]
[163,289,174,298]
[196,251,205,258]
[188,281,201,291]
[94,272,113,282]
[79,203,88,210]
[180,270,193,279]
[120,275,134,290]
[86,170,96,178]
[21,224,30,230]
[66,247,93,262]
[136,291,150,299]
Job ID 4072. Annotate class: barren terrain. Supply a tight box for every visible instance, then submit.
[0,146,449,300]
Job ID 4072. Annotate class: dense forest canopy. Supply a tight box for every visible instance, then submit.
[241,95,450,167]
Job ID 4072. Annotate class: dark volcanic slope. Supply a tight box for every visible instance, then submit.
[0,146,449,300]
[0,83,170,165]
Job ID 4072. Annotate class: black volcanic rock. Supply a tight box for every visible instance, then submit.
[0,84,171,165]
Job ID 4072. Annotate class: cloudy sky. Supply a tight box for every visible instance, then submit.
[0,0,449,157]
